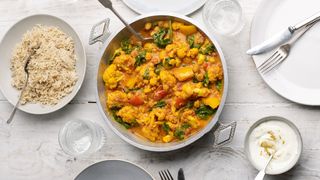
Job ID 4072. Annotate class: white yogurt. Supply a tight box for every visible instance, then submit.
[247,120,301,174]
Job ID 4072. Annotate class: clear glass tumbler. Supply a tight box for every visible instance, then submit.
[202,0,244,36]
[58,119,105,157]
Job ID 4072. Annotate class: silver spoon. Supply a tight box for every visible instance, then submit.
[98,0,153,42]
[6,49,35,124]
[254,154,274,180]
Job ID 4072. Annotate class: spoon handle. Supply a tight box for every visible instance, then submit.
[6,74,28,124]
[98,0,145,41]
[111,8,145,41]
[254,154,274,180]
[6,91,23,124]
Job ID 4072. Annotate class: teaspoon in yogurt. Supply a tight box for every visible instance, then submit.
[244,116,302,175]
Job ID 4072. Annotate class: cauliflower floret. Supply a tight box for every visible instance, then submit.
[180,82,210,98]
[152,108,167,121]
[144,43,158,52]
[107,90,128,108]
[103,64,123,89]
[117,106,138,123]
[113,54,135,71]
[163,134,174,143]
[125,76,137,89]
[188,116,200,128]
[165,44,176,52]
[142,126,159,142]
[207,64,223,82]
[160,70,176,87]
[187,48,199,58]
[197,54,206,65]
[144,22,152,30]
[177,47,187,59]
[149,76,159,86]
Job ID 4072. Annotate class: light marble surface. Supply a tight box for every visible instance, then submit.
[0,0,320,180]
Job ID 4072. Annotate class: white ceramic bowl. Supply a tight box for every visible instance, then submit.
[244,116,303,175]
[0,14,86,114]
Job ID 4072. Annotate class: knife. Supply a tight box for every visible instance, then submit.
[247,11,320,55]
[178,168,185,180]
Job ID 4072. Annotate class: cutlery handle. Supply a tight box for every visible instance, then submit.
[254,170,266,180]
[290,11,320,32]
[108,7,145,41]
[6,89,23,124]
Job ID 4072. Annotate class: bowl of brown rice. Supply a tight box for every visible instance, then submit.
[0,14,86,114]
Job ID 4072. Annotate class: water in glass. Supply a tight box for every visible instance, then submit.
[59,119,105,156]
[203,0,244,36]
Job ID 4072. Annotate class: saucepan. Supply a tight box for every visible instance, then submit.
[90,12,236,152]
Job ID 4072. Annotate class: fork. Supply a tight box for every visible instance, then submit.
[257,24,315,74]
[159,170,174,180]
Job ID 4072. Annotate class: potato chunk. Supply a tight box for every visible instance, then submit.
[173,66,194,81]
[179,25,197,35]
[202,97,220,109]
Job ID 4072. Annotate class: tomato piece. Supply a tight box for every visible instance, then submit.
[175,98,186,109]
[154,89,168,100]
[128,95,144,106]
[203,62,209,69]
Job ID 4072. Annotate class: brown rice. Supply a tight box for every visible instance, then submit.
[10,24,78,105]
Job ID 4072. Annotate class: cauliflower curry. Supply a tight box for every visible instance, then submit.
[103,20,224,143]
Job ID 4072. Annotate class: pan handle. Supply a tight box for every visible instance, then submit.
[89,18,111,45]
[212,121,237,148]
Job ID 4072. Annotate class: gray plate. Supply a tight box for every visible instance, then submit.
[75,160,154,180]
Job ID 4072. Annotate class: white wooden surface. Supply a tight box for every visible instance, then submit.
[0,0,320,179]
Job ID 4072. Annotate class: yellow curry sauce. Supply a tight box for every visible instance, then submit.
[103,20,223,143]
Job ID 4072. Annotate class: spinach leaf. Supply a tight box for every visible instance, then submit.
[120,39,133,54]
[174,123,191,140]
[192,76,200,83]
[153,29,172,48]
[135,50,146,67]
[162,123,170,134]
[110,107,136,129]
[143,68,150,80]
[200,44,216,55]
[113,114,132,129]
[153,100,167,108]
[195,104,216,119]
[128,87,141,91]
[216,80,223,91]
[109,49,121,64]
[187,35,194,48]
[203,71,210,87]
[181,123,191,129]
[185,101,194,109]
[174,128,185,140]
[154,62,163,75]
[187,35,201,48]
[163,57,174,69]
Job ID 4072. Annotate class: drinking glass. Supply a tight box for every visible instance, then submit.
[58,119,105,157]
[202,0,244,36]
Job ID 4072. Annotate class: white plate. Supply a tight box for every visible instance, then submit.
[250,0,320,105]
[0,14,86,114]
[122,0,207,15]
[75,160,154,180]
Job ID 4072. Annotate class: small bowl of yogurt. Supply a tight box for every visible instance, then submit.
[244,116,303,175]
